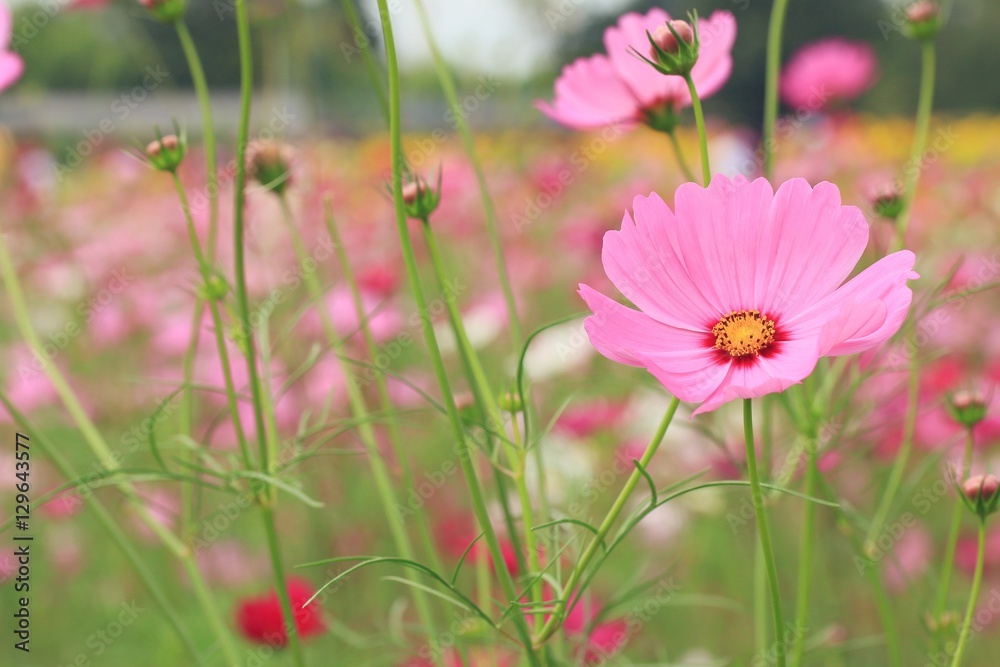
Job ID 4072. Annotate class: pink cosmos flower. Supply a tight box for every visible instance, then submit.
[780,38,877,110]
[0,4,24,93]
[538,9,736,130]
[579,175,917,415]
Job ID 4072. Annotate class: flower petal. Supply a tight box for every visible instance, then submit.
[671,174,775,314]
[756,178,869,318]
[602,192,723,329]
[800,251,918,356]
[579,285,729,403]
[536,54,641,130]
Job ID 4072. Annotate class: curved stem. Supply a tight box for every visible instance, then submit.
[950,519,986,667]
[322,202,444,576]
[892,40,936,253]
[744,399,786,667]
[762,0,790,180]
[412,0,522,347]
[341,0,389,124]
[419,220,539,589]
[375,3,538,662]
[280,198,443,661]
[933,428,975,650]
[174,20,219,260]
[667,130,697,183]
[0,233,242,667]
[683,73,711,186]
[534,397,681,645]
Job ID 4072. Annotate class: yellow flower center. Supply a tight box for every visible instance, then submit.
[712,310,776,358]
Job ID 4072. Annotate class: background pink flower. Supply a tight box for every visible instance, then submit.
[538,9,736,130]
[780,38,877,110]
[0,3,24,93]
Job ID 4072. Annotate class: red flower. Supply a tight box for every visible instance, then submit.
[235,578,325,646]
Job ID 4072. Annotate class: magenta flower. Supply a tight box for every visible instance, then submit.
[780,38,877,110]
[0,3,23,93]
[537,8,736,131]
[579,175,917,415]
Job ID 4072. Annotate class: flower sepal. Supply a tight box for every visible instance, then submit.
[956,474,1000,520]
[633,15,700,77]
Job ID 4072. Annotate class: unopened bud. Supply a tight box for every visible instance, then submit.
[947,389,988,428]
[872,188,904,220]
[649,20,694,58]
[247,140,293,195]
[399,171,441,220]
[904,1,941,41]
[145,133,185,172]
[962,475,1000,503]
[640,15,700,77]
[498,390,524,414]
[139,0,185,23]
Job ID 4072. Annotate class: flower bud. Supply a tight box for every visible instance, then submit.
[197,273,229,302]
[872,188,904,220]
[946,389,988,428]
[904,1,941,41]
[498,390,524,414]
[649,20,694,57]
[639,15,700,77]
[145,133,185,172]
[247,141,293,195]
[962,475,1000,503]
[400,170,441,220]
[960,474,1000,519]
[139,0,186,23]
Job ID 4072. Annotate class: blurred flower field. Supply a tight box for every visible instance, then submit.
[3,1,1000,667]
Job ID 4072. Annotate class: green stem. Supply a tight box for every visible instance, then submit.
[171,171,254,470]
[892,40,936,253]
[0,393,206,665]
[280,198,442,659]
[375,4,538,661]
[667,130,697,183]
[949,519,986,667]
[0,233,243,667]
[933,428,975,648]
[683,73,712,186]
[412,0,522,347]
[789,444,818,667]
[762,0,791,180]
[174,20,219,260]
[419,219,539,588]
[341,0,389,124]
[231,4,305,665]
[744,399,786,667]
[322,201,444,576]
[534,397,681,645]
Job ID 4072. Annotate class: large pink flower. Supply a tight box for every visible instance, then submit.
[0,3,23,93]
[580,175,917,415]
[537,9,736,130]
[780,38,876,110]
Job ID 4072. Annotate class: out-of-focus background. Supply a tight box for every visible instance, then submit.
[5,0,1000,141]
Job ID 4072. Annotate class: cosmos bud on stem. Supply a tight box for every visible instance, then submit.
[634,14,700,77]
[145,133,185,172]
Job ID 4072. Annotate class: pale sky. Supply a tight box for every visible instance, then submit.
[359,0,631,79]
